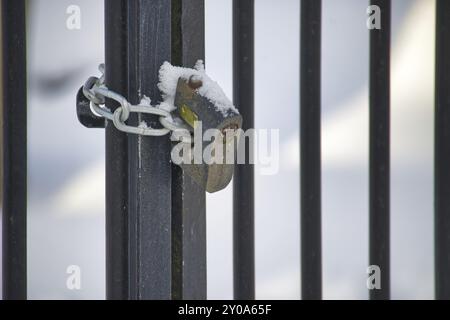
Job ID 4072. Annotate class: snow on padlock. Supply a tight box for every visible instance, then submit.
[158,61,242,192]
[159,62,242,193]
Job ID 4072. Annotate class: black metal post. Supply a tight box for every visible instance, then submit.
[2,0,27,300]
[435,0,450,300]
[300,0,322,300]
[127,0,173,300]
[171,0,207,300]
[369,0,391,300]
[104,0,206,300]
[104,0,129,300]
[233,0,255,300]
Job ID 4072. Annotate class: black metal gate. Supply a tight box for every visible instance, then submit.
[2,0,450,300]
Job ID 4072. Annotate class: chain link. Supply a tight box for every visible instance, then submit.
[82,64,191,138]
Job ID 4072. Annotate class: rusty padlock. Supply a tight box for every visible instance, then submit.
[173,76,242,193]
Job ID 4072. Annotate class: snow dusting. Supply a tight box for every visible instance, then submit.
[138,120,149,129]
[157,61,239,116]
[140,95,152,106]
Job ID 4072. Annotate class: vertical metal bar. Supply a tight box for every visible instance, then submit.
[435,0,450,300]
[105,0,129,300]
[105,0,206,300]
[127,0,173,300]
[233,0,255,300]
[369,0,391,300]
[300,0,322,300]
[171,0,207,300]
[2,0,27,300]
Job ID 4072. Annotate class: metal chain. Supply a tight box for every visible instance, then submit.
[82,64,191,138]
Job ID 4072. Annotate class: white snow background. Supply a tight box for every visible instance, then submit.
[0,0,435,299]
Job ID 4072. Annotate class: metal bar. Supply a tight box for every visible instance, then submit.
[171,0,207,300]
[127,0,173,300]
[435,0,450,300]
[105,0,129,300]
[233,0,255,300]
[2,0,27,300]
[300,0,322,300]
[369,0,391,300]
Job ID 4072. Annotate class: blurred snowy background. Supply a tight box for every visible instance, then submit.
[0,0,436,299]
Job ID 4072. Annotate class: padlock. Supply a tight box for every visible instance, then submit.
[174,77,242,193]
